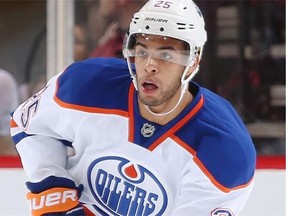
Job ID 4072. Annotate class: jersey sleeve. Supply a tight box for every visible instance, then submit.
[10,70,75,183]
[10,57,131,183]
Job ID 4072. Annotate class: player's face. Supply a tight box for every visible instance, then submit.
[133,34,188,108]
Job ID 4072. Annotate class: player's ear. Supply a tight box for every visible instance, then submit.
[186,56,200,77]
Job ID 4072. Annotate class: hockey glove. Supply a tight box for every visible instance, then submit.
[26,176,88,216]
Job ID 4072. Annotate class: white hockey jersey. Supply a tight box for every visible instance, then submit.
[11,57,256,216]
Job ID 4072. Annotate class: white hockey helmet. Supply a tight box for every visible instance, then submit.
[123,0,207,86]
[125,0,206,50]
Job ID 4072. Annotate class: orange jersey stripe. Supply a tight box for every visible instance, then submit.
[170,134,196,156]
[53,93,128,117]
[193,155,254,193]
[172,133,254,193]
[148,95,204,151]
[10,119,18,128]
[128,83,135,142]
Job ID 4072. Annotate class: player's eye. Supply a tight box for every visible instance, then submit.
[159,51,173,61]
[136,49,148,58]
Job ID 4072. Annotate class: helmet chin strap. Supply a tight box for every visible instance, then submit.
[142,65,198,117]
[143,83,187,116]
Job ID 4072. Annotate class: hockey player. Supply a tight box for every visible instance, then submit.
[10,0,256,215]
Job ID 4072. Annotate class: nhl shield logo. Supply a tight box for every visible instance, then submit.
[141,123,155,137]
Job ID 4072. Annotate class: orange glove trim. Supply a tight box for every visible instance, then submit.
[27,187,79,216]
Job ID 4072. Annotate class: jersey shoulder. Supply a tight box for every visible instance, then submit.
[177,84,256,190]
[55,57,132,112]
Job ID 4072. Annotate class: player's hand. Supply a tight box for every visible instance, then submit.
[43,204,87,216]
[27,187,86,216]
[25,176,88,216]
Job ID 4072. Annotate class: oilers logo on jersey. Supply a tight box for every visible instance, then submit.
[87,156,168,215]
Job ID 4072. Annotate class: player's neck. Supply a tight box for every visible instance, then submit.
[138,91,193,125]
